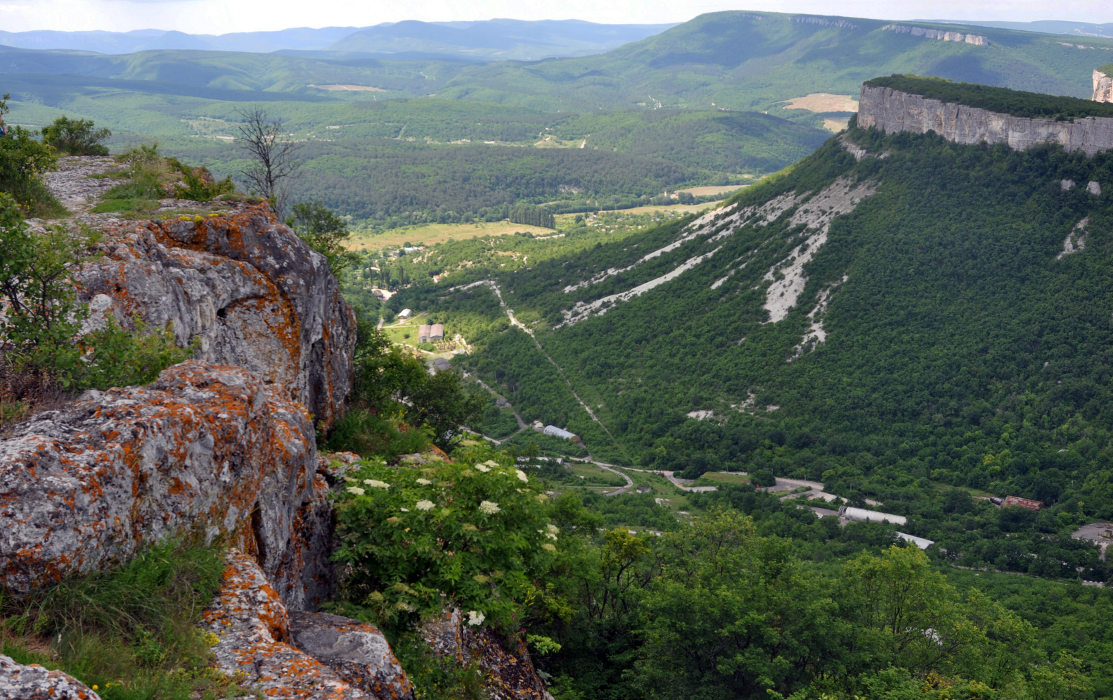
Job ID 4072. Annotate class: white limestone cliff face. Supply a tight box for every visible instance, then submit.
[1094,69,1113,103]
[883,24,988,46]
[858,85,1113,157]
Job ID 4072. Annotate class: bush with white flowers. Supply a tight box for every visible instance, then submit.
[333,446,560,632]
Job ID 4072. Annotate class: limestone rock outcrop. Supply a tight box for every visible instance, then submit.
[203,550,413,700]
[0,361,328,607]
[289,611,415,700]
[1094,68,1113,103]
[858,84,1113,157]
[75,201,355,430]
[882,24,988,46]
[0,655,101,699]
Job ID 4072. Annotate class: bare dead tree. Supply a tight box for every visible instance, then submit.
[235,107,301,216]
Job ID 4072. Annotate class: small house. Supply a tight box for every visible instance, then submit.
[398,308,412,319]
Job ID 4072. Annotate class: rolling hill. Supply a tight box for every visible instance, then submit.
[0,20,673,60]
[428,12,1113,114]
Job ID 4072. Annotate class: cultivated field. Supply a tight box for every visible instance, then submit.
[780,93,860,113]
[677,185,748,197]
[348,220,556,252]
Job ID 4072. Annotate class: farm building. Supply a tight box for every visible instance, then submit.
[895,532,934,550]
[1002,495,1044,511]
[543,425,578,441]
[398,308,412,319]
[840,506,907,526]
[417,323,445,343]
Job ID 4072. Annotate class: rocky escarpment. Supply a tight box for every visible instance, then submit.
[858,84,1113,156]
[1095,68,1113,103]
[882,24,988,45]
[75,200,355,430]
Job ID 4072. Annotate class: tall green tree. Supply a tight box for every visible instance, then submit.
[632,510,842,699]
[285,201,358,276]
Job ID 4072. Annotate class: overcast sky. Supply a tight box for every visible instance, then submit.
[2,0,1112,34]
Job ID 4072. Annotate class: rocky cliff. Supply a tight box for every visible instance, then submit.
[1095,68,1113,103]
[858,84,1113,156]
[75,200,356,430]
[882,24,988,46]
[0,171,400,696]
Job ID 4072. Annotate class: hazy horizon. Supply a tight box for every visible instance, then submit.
[2,1,1110,35]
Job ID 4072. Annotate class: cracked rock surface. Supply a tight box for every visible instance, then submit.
[0,654,100,699]
[203,551,412,699]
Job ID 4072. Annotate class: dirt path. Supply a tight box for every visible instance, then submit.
[658,470,718,493]
[465,371,527,432]
[453,279,623,455]
[567,457,633,496]
[40,156,123,216]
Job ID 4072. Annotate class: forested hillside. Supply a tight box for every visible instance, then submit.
[392,104,1113,582]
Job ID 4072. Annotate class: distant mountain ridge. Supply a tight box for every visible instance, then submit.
[429,12,1113,112]
[0,19,675,60]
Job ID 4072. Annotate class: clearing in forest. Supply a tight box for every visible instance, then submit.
[780,93,860,113]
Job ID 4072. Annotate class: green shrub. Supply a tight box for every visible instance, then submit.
[0,194,89,386]
[286,201,358,276]
[0,194,195,418]
[0,102,62,216]
[96,146,234,213]
[100,144,165,203]
[0,540,244,699]
[41,116,111,156]
[322,407,433,459]
[76,316,196,390]
[332,446,561,634]
[166,157,233,202]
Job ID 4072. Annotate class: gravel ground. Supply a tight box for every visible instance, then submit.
[40,155,124,215]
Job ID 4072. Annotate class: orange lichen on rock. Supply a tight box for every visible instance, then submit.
[0,362,327,604]
[75,200,356,431]
[205,551,413,699]
[0,653,102,698]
